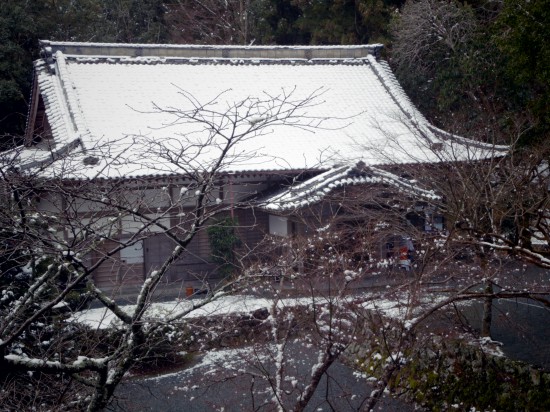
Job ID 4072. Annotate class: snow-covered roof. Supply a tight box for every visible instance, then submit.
[12,41,508,179]
[258,162,440,212]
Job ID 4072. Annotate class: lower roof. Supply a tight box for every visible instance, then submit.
[258,162,440,212]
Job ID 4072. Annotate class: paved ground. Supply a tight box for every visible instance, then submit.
[100,262,549,411]
[461,297,550,369]
[457,263,550,369]
[109,341,416,412]
[98,262,550,370]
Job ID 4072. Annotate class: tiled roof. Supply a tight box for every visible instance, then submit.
[13,41,508,179]
[258,162,440,212]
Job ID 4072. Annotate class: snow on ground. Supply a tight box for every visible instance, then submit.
[70,292,447,330]
[70,295,311,329]
[114,339,416,412]
[142,346,262,384]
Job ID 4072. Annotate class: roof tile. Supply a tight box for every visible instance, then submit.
[14,42,507,179]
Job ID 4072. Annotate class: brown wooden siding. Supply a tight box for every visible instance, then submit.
[90,208,271,289]
[144,229,216,283]
[234,208,270,250]
[91,239,144,289]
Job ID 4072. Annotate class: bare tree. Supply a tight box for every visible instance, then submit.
[84,140,550,412]
[3,81,548,411]
[209,135,550,411]
[0,87,327,411]
[165,0,256,44]
[161,178,452,409]
[346,122,550,408]
[391,0,477,75]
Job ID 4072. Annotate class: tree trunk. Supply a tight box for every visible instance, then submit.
[481,279,493,338]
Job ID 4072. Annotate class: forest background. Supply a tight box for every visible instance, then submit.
[0,0,548,149]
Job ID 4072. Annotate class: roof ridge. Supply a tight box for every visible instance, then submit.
[53,51,90,150]
[39,40,383,60]
[24,67,39,144]
[366,55,434,145]
[369,58,510,155]
[69,56,371,66]
[426,124,509,153]
[31,61,72,147]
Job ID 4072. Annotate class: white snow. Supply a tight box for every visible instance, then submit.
[146,346,270,383]
[4,354,61,368]
[71,295,306,329]
[70,292,446,330]
[12,44,507,179]
[52,301,70,309]
[260,163,441,211]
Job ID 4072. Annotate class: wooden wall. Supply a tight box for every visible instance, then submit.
[89,206,271,289]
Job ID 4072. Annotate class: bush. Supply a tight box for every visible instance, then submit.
[207,216,241,277]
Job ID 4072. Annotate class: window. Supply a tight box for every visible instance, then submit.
[120,240,144,264]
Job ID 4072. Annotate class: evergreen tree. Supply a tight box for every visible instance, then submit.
[0,1,38,143]
[252,0,404,45]
[0,0,167,144]
[390,0,546,145]
[495,0,550,144]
